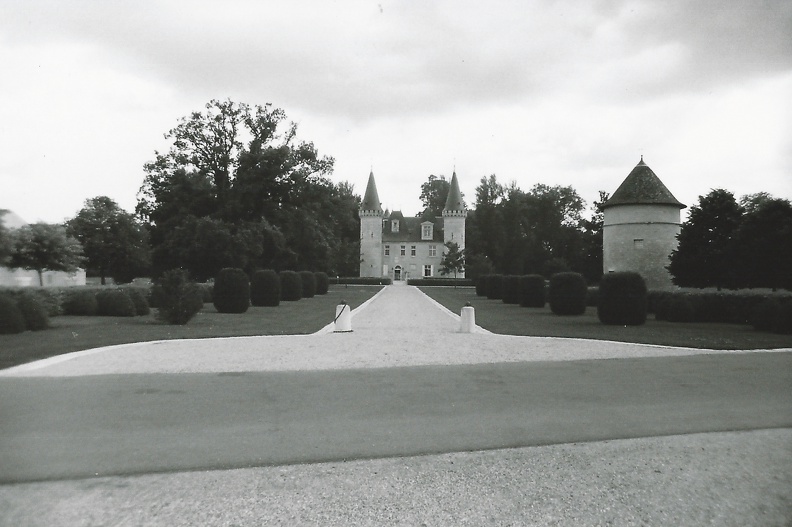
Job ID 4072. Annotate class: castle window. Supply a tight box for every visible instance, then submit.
[429,245,437,257]
[391,220,400,233]
[411,245,416,257]
[634,239,644,249]
[423,265,432,277]
[400,245,406,256]
[384,245,390,256]
[421,224,433,240]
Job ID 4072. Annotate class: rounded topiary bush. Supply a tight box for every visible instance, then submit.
[280,271,302,301]
[16,293,49,330]
[251,269,280,307]
[315,272,330,295]
[62,289,98,316]
[486,274,504,300]
[213,268,250,314]
[772,302,792,334]
[96,290,136,317]
[154,269,205,325]
[519,274,546,308]
[597,272,647,325]
[124,288,151,316]
[475,275,488,297]
[549,272,587,316]
[501,275,521,304]
[0,294,26,334]
[299,271,317,299]
[658,296,695,323]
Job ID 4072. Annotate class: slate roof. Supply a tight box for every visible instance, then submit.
[383,212,445,243]
[443,171,465,212]
[360,171,383,212]
[602,158,685,209]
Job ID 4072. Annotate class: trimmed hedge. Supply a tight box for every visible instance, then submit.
[299,271,317,299]
[0,287,63,317]
[656,296,696,323]
[486,274,504,300]
[123,287,151,316]
[773,302,792,334]
[0,294,26,334]
[597,272,647,326]
[16,292,50,330]
[251,269,281,307]
[407,278,474,287]
[154,269,204,325]
[315,272,330,295]
[95,289,136,317]
[475,276,487,297]
[650,289,792,325]
[502,275,521,304]
[280,271,302,301]
[519,275,546,308]
[335,277,392,285]
[62,289,99,316]
[549,272,587,316]
[213,268,250,314]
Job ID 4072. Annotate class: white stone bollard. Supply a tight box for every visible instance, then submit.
[334,301,353,332]
[460,302,476,333]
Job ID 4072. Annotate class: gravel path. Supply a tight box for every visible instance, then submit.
[2,283,790,525]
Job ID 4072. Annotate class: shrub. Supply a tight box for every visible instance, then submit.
[315,272,330,295]
[96,289,136,317]
[213,268,250,314]
[251,269,280,307]
[153,269,204,325]
[658,296,696,323]
[519,275,545,308]
[16,292,49,330]
[772,302,792,334]
[0,294,26,334]
[597,272,647,325]
[299,271,317,299]
[124,287,151,316]
[549,272,587,316]
[407,278,474,287]
[486,274,504,300]
[475,275,488,297]
[280,271,302,301]
[502,275,521,304]
[62,289,99,316]
[335,277,392,285]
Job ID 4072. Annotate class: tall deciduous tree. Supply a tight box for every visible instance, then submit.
[419,175,451,217]
[0,210,12,265]
[734,197,792,290]
[10,223,84,286]
[668,189,743,289]
[440,241,465,281]
[67,197,150,284]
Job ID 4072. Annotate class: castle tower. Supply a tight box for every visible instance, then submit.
[442,171,467,277]
[601,157,686,290]
[359,170,384,277]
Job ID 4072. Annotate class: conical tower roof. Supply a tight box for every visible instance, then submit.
[602,158,685,209]
[360,170,383,212]
[443,171,465,212]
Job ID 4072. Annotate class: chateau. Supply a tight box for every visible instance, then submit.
[359,171,466,280]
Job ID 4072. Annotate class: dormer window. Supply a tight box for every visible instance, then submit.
[391,220,399,232]
[421,223,433,240]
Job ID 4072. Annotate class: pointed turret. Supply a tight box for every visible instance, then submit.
[602,158,685,210]
[443,171,466,214]
[360,170,383,213]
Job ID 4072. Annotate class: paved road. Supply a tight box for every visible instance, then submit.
[2,352,790,483]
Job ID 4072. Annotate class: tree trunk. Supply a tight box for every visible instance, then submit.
[37,269,44,286]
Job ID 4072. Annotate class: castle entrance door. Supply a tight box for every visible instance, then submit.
[394,266,402,281]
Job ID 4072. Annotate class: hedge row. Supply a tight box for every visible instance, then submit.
[406,278,474,287]
[334,277,393,285]
[0,292,50,334]
[649,289,792,325]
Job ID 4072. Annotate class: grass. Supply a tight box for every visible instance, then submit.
[419,286,792,350]
[0,285,382,370]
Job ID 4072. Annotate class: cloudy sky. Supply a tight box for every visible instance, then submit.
[2,0,790,224]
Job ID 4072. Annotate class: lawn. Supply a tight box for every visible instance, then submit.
[419,286,792,350]
[0,285,383,370]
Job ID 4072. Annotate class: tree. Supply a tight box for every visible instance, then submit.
[580,191,609,283]
[0,210,12,265]
[734,196,792,290]
[440,241,465,281]
[419,175,451,217]
[10,223,84,286]
[668,189,743,289]
[67,196,150,284]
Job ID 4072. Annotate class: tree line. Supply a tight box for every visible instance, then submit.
[1,98,789,291]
